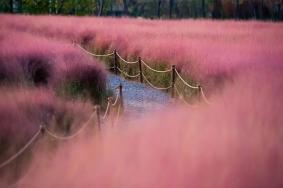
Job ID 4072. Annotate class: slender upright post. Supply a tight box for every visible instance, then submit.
[107,97,114,127]
[95,105,101,131]
[198,85,202,102]
[118,84,124,110]
[114,49,118,75]
[40,125,45,136]
[108,97,113,115]
[138,57,143,83]
[171,65,176,98]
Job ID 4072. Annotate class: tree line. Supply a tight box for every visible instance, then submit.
[0,0,282,20]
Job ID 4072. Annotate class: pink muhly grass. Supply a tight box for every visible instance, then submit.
[1,14,282,88]
[0,86,93,146]
[0,28,106,100]
[0,87,93,179]
[0,14,282,187]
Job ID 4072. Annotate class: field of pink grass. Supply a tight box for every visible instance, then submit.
[0,14,283,187]
[1,14,283,87]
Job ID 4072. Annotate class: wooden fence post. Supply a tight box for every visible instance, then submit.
[138,57,143,83]
[198,85,202,102]
[171,65,176,98]
[118,84,124,110]
[106,97,115,127]
[107,97,113,126]
[114,49,118,75]
[108,97,113,114]
[40,125,45,136]
[95,105,101,131]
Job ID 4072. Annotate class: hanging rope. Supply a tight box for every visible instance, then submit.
[116,52,139,64]
[102,100,112,120]
[175,70,211,104]
[77,43,212,105]
[141,60,172,73]
[108,66,115,70]
[0,130,41,169]
[112,90,120,107]
[44,112,96,140]
[77,44,114,57]
[175,70,199,89]
[142,73,172,90]
[200,86,211,105]
[117,67,140,78]
[175,86,191,105]
[113,103,122,126]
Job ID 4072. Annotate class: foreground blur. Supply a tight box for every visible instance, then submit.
[9,66,283,188]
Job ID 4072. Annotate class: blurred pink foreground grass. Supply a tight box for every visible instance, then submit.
[17,67,283,188]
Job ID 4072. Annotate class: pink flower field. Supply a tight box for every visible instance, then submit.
[1,14,283,86]
[0,14,283,188]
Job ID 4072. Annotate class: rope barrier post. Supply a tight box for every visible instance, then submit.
[108,96,113,116]
[40,124,45,136]
[198,85,202,102]
[95,105,101,131]
[138,57,143,83]
[171,65,176,98]
[107,97,114,126]
[118,84,124,110]
[109,96,113,107]
[114,49,118,75]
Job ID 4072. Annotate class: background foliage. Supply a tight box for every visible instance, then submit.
[0,0,282,20]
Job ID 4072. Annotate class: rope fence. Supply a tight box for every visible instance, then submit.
[116,52,139,64]
[0,41,211,169]
[44,111,96,140]
[142,73,172,90]
[0,130,41,169]
[141,60,172,73]
[199,86,211,105]
[102,97,112,120]
[108,66,116,71]
[76,43,211,105]
[77,43,114,57]
[0,84,124,170]
[117,67,140,78]
[103,84,123,126]
[112,90,120,107]
[174,69,199,89]
[175,86,190,105]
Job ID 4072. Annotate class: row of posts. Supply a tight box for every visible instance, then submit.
[39,47,200,136]
[112,50,201,99]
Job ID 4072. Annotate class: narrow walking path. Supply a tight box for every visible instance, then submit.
[107,74,173,119]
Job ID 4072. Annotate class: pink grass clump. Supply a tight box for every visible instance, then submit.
[0,87,93,182]
[0,28,107,99]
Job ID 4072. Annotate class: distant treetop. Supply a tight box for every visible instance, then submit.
[1,0,282,21]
